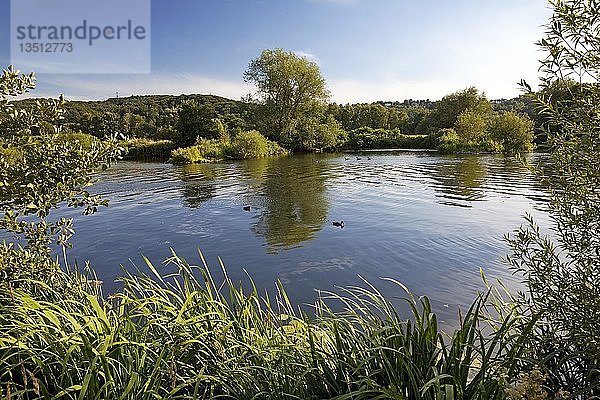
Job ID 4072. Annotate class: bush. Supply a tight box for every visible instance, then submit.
[55,131,100,150]
[171,131,285,164]
[228,130,284,158]
[0,66,121,295]
[435,128,461,153]
[502,0,600,396]
[488,112,534,154]
[290,116,345,151]
[170,139,225,164]
[454,108,489,142]
[123,138,175,160]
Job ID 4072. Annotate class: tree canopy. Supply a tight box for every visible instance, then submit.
[244,49,330,148]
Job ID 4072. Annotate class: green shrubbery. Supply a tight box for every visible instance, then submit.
[170,139,222,164]
[123,138,176,160]
[343,126,431,149]
[227,129,282,158]
[432,128,503,154]
[0,66,121,298]
[55,132,100,150]
[426,109,533,154]
[170,130,286,164]
[489,112,534,154]
[413,86,535,154]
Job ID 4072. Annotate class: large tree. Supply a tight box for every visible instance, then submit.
[244,49,330,148]
[427,87,492,132]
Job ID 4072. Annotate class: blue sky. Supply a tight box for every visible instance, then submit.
[0,0,551,103]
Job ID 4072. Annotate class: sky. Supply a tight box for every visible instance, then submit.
[0,0,552,103]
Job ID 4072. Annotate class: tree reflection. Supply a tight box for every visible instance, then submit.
[429,156,487,206]
[177,164,220,208]
[244,155,333,253]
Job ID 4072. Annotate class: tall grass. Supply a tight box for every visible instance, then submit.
[0,251,533,399]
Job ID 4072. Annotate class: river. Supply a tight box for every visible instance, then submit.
[61,151,551,325]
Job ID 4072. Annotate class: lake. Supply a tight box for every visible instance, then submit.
[61,151,551,325]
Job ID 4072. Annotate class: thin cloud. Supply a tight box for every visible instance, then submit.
[26,73,252,101]
[293,50,321,65]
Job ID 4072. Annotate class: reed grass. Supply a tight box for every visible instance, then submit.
[0,251,531,399]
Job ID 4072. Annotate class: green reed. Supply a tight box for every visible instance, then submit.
[0,250,530,399]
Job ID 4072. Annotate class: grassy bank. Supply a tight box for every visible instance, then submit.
[0,252,527,399]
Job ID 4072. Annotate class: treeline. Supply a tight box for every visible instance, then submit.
[12,59,571,160]
[59,94,259,143]
[53,90,540,139]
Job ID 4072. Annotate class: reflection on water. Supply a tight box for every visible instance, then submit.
[430,157,487,205]
[60,152,550,327]
[245,155,331,252]
[178,164,220,208]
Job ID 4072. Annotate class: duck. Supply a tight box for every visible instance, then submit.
[332,220,344,228]
[243,206,251,212]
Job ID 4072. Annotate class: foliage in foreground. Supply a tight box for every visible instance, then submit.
[0,252,534,400]
[501,0,600,396]
[0,66,121,294]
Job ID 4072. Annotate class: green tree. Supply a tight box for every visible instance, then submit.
[0,66,121,293]
[175,100,217,147]
[293,114,343,151]
[506,0,600,395]
[429,87,492,132]
[488,111,534,154]
[454,108,488,142]
[244,49,330,148]
[387,107,409,130]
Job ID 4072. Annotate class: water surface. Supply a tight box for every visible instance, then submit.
[63,152,551,324]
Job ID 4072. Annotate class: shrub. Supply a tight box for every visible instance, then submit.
[503,0,600,396]
[0,66,121,291]
[123,138,175,160]
[454,108,489,142]
[435,128,461,153]
[228,129,284,158]
[488,112,534,154]
[55,131,99,150]
[290,115,345,151]
[170,139,223,164]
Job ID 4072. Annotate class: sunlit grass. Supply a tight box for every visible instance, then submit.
[0,251,530,399]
